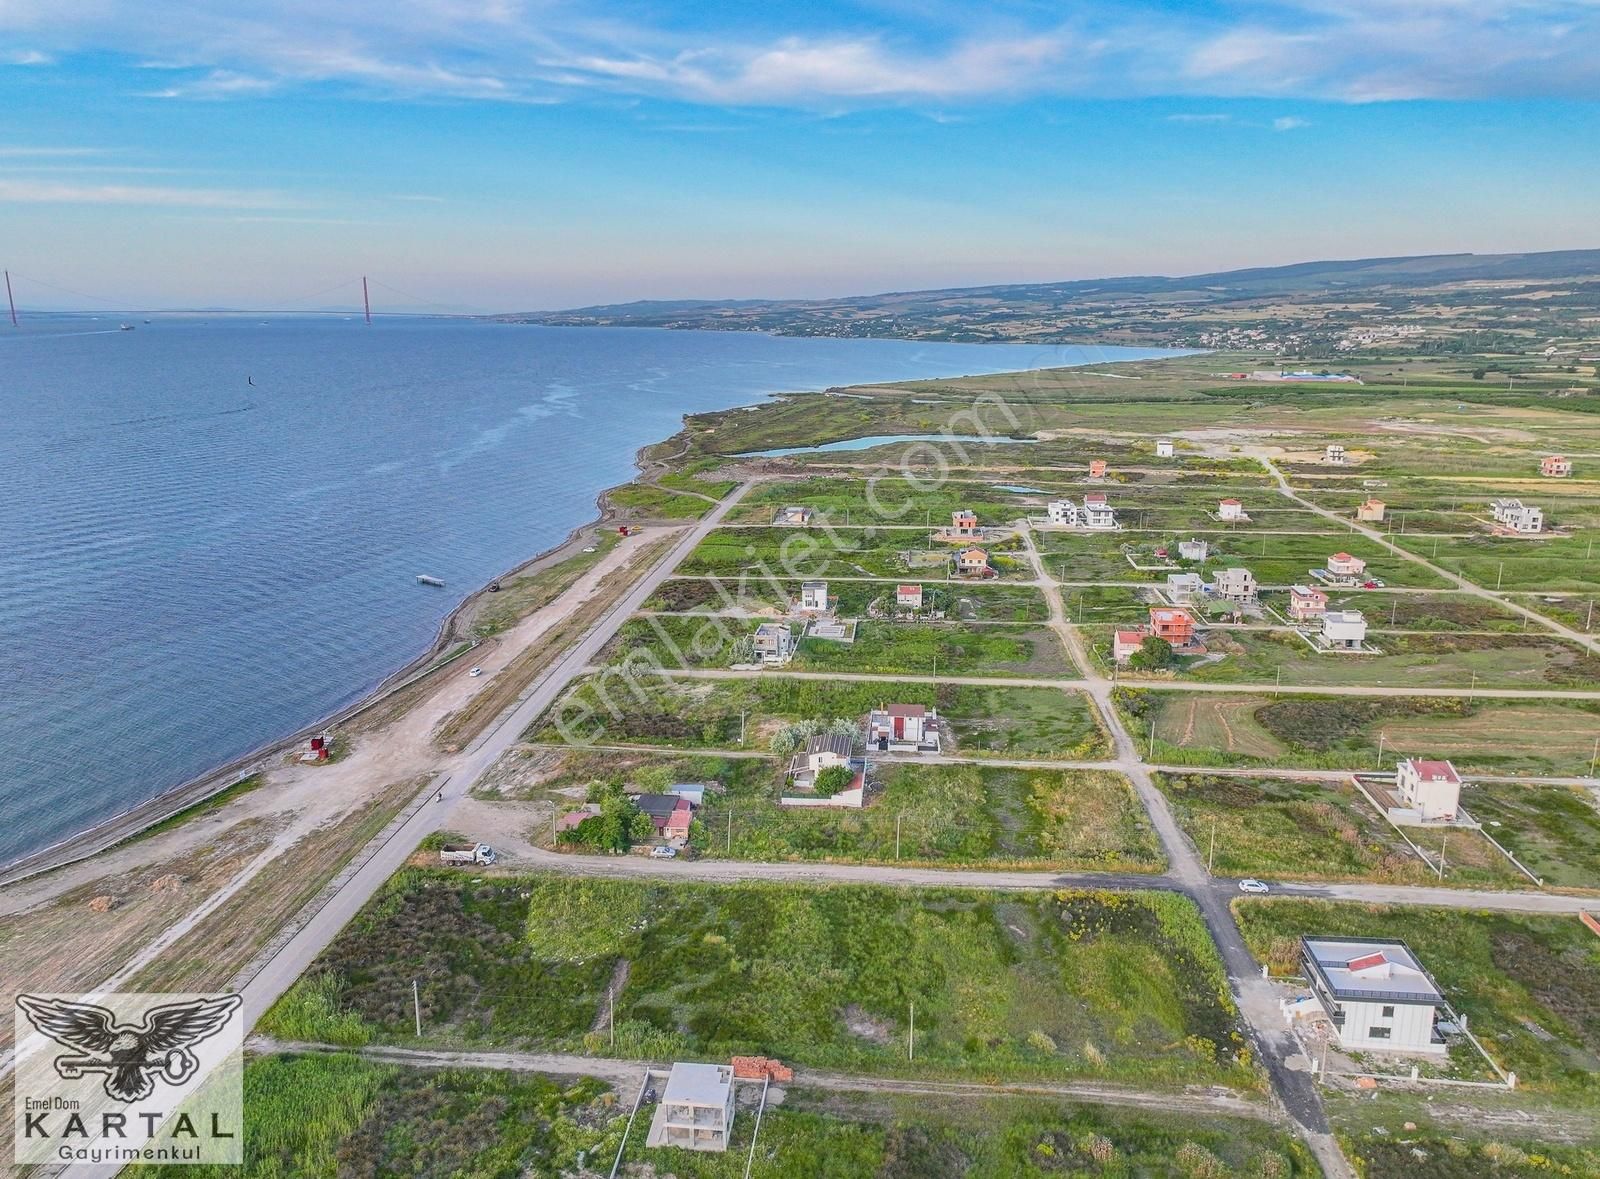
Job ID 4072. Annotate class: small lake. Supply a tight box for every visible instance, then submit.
[740,433,1040,458]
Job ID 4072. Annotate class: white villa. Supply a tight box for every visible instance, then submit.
[1178,537,1210,561]
[647,1063,737,1152]
[1325,444,1347,465]
[1082,493,1117,530]
[1218,498,1247,522]
[1212,567,1257,603]
[1326,552,1367,583]
[1491,498,1545,534]
[1300,937,1447,1055]
[896,584,924,610]
[867,703,940,753]
[1046,499,1079,526]
[1393,758,1462,823]
[1155,439,1175,458]
[782,732,863,808]
[799,580,829,612]
[1321,610,1368,650]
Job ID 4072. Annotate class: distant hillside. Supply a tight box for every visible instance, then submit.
[504,249,1600,352]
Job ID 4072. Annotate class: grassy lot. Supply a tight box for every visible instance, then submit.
[698,764,1161,871]
[1305,591,1529,633]
[643,576,1050,621]
[1176,629,1600,691]
[678,525,1032,581]
[599,614,1072,676]
[1115,688,1600,776]
[1461,782,1600,889]
[606,481,719,519]
[618,1089,1313,1178]
[1059,584,1156,624]
[727,475,1032,527]
[273,874,1256,1089]
[1154,773,1523,888]
[1234,899,1600,1099]
[139,1053,622,1178]
[938,683,1110,759]
[1394,532,1600,593]
[474,746,775,805]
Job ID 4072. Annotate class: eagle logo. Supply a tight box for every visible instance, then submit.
[16,993,242,1103]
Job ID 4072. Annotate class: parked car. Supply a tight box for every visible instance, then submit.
[1238,878,1270,894]
[649,846,679,859]
[469,666,483,677]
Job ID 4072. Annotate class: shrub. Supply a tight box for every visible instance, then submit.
[814,764,856,797]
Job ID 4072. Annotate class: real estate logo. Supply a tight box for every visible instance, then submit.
[13,992,244,1166]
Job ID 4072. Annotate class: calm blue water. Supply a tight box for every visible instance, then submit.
[739,433,1040,457]
[0,316,1179,863]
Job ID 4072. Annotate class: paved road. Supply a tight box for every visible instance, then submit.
[229,481,754,1032]
[1017,522,1355,1179]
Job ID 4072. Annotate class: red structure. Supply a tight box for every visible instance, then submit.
[731,1056,794,1082]
[1148,606,1198,649]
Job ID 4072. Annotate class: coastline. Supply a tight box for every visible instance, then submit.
[0,430,682,887]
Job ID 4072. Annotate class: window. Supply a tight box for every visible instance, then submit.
[1368,1026,1391,1039]
[1381,1005,1395,1018]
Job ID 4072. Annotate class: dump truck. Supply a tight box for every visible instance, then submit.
[439,843,496,866]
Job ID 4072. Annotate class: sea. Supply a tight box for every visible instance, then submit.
[0,315,1180,866]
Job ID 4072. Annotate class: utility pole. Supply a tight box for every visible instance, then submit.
[609,984,615,1049]
[3,270,16,327]
[1496,562,1504,590]
[1207,818,1217,873]
[1375,731,1386,770]
[412,979,422,1037]
[1468,670,1476,702]
[362,275,372,325]
[1590,735,1599,778]
[895,812,902,860]
[1587,600,1595,632]
[739,709,746,746]
[726,810,732,852]
[908,1003,915,1061]
[1437,834,1447,880]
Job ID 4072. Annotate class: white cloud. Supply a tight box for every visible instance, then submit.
[1273,116,1309,130]
[2,49,52,65]
[0,1,1596,107]
[1166,113,1231,123]
[0,179,294,208]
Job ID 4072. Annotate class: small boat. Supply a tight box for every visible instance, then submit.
[119,323,135,331]
[416,574,445,587]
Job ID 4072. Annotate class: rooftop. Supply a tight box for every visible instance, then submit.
[1404,758,1461,783]
[1302,937,1444,1005]
[662,1062,733,1107]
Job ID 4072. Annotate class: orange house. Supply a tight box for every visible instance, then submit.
[1088,459,1108,479]
[1148,606,1198,649]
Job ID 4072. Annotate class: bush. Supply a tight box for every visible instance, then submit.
[814,764,855,797]
[1129,636,1176,670]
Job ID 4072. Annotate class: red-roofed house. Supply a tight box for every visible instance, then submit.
[1542,455,1573,477]
[1327,552,1367,582]
[1218,498,1246,522]
[1113,627,1149,664]
[1394,758,1462,823]
[1088,459,1108,479]
[896,584,924,610]
[867,703,939,752]
[955,547,991,576]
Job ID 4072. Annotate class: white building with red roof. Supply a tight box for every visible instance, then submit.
[1217,498,1247,522]
[896,584,924,610]
[1113,627,1149,664]
[1394,758,1462,822]
[1288,585,1328,622]
[867,703,940,752]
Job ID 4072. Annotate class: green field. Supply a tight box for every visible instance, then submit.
[698,764,1161,870]
[1460,781,1600,889]
[1115,688,1600,776]
[619,1089,1313,1179]
[606,481,720,519]
[938,683,1109,759]
[1174,629,1600,691]
[1234,899,1600,1098]
[139,1054,622,1178]
[642,576,1050,621]
[1155,773,1524,887]
[271,874,1256,1088]
[1395,532,1600,592]
[678,525,1032,581]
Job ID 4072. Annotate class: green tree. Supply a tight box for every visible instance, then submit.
[813,764,855,797]
[1129,636,1176,671]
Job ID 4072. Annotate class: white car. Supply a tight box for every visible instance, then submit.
[469,666,483,677]
[582,545,598,554]
[1238,878,1270,894]
[649,846,679,859]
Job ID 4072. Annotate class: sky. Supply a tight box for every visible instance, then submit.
[0,1,1597,312]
